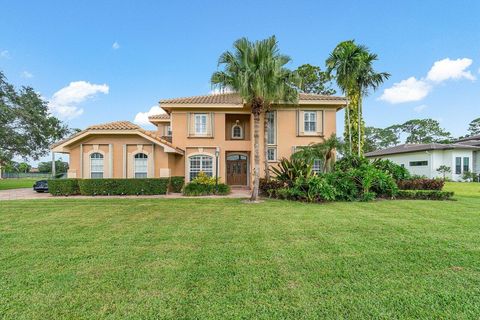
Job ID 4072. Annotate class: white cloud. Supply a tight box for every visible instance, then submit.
[21,71,33,79]
[426,58,475,82]
[210,87,234,95]
[112,41,120,50]
[0,50,10,58]
[134,105,165,126]
[48,81,109,120]
[379,77,431,104]
[413,104,428,113]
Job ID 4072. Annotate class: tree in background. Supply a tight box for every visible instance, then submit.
[467,117,480,136]
[17,162,31,173]
[364,126,401,153]
[293,64,335,95]
[0,72,70,166]
[401,119,452,144]
[436,165,451,180]
[326,40,389,156]
[38,159,68,173]
[211,36,299,201]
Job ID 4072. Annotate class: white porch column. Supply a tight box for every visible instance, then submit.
[79,144,83,178]
[51,152,56,177]
[109,144,113,178]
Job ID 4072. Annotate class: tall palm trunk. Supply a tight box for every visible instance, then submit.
[345,99,352,155]
[358,94,362,156]
[251,110,261,201]
[263,111,270,181]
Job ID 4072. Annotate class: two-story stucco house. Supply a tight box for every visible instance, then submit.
[51,92,346,188]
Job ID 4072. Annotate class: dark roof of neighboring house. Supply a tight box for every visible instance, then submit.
[454,134,480,146]
[365,143,480,157]
[159,92,347,105]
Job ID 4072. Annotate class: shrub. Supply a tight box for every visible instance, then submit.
[77,178,169,196]
[169,176,185,193]
[372,158,411,181]
[259,178,285,197]
[462,171,479,182]
[334,155,370,171]
[183,182,230,196]
[48,179,79,196]
[270,158,312,185]
[396,190,454,200]
[397,178,444,191]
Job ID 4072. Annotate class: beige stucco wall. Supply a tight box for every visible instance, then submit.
[169,104,338,185]
[64,134,182,179]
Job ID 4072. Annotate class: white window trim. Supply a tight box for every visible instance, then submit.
[303,111,317,133]
[194,114,208,135]
[266,111,277,145]
[134,153,148,179]
[231,123,243,139]
[187,153,215,182]
[90,152,104,179]
[267,147,277,162]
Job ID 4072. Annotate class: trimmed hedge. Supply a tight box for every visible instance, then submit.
[48,179,80,196]
[169,176,185,193]
[49,178,169,196]
[78,179,169,196]
[396,190,454,200]
[183,182,230,196]
[397,178,444,191]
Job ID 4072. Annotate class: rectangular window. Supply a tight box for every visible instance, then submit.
[266,111,276,145]
[267,147,277,161]
[463,157,469,172]
[304,111,317,132]
[194,114,208,135]
[313,159,323,174]
[455,157,461,174]
[166,125,172,136]
[90,172,103,179]
[409,161,428,166]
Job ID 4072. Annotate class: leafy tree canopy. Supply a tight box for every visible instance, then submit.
[293,64,335,95]
[467,117,480,136]
[401,119,452,144]
[0,72,70,164]
[38,159,69,173]
[364,126,401,152]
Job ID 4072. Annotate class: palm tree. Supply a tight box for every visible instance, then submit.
[291,134,343,173]
[326,40,389,156]
[211,36,298,201]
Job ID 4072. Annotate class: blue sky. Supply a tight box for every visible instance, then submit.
[1,0,479,163]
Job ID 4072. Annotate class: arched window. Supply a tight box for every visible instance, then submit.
[189,155,213,181]
[231,121,243,139]
[90,152,104,178]
[134,153,148,178]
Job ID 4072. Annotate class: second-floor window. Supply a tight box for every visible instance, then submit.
[266,111,276,144]
[194,114,208,135]
[304,111,317,132]
[166,125,172,136]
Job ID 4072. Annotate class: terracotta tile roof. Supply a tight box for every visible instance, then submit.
[148,114,171,120]
[159,92,346,105]
[87,121,140,130]
[365,143,480,157]
[51,121,183,154]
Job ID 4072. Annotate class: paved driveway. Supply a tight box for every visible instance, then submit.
[0,188,51,201]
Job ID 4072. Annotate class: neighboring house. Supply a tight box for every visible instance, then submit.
[365,143,480,181]
[51,92,346,187]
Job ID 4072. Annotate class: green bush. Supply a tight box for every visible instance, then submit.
[77,178,169,196]
[169,176,185,193]
[334,155,370,171]
[372,158,411,181]
[259,178,285,197]
[270,157,312,186]
[183,182,230,196]
[396,190,454,200]
[48,179,80,196]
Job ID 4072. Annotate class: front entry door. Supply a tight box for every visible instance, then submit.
[227,154,248,186]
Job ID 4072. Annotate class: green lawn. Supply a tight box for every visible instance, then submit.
[0,178,37,190]
[1,183,480,319]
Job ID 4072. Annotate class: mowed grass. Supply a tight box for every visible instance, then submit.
[1,183,480,319]
[0,178,37,190]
